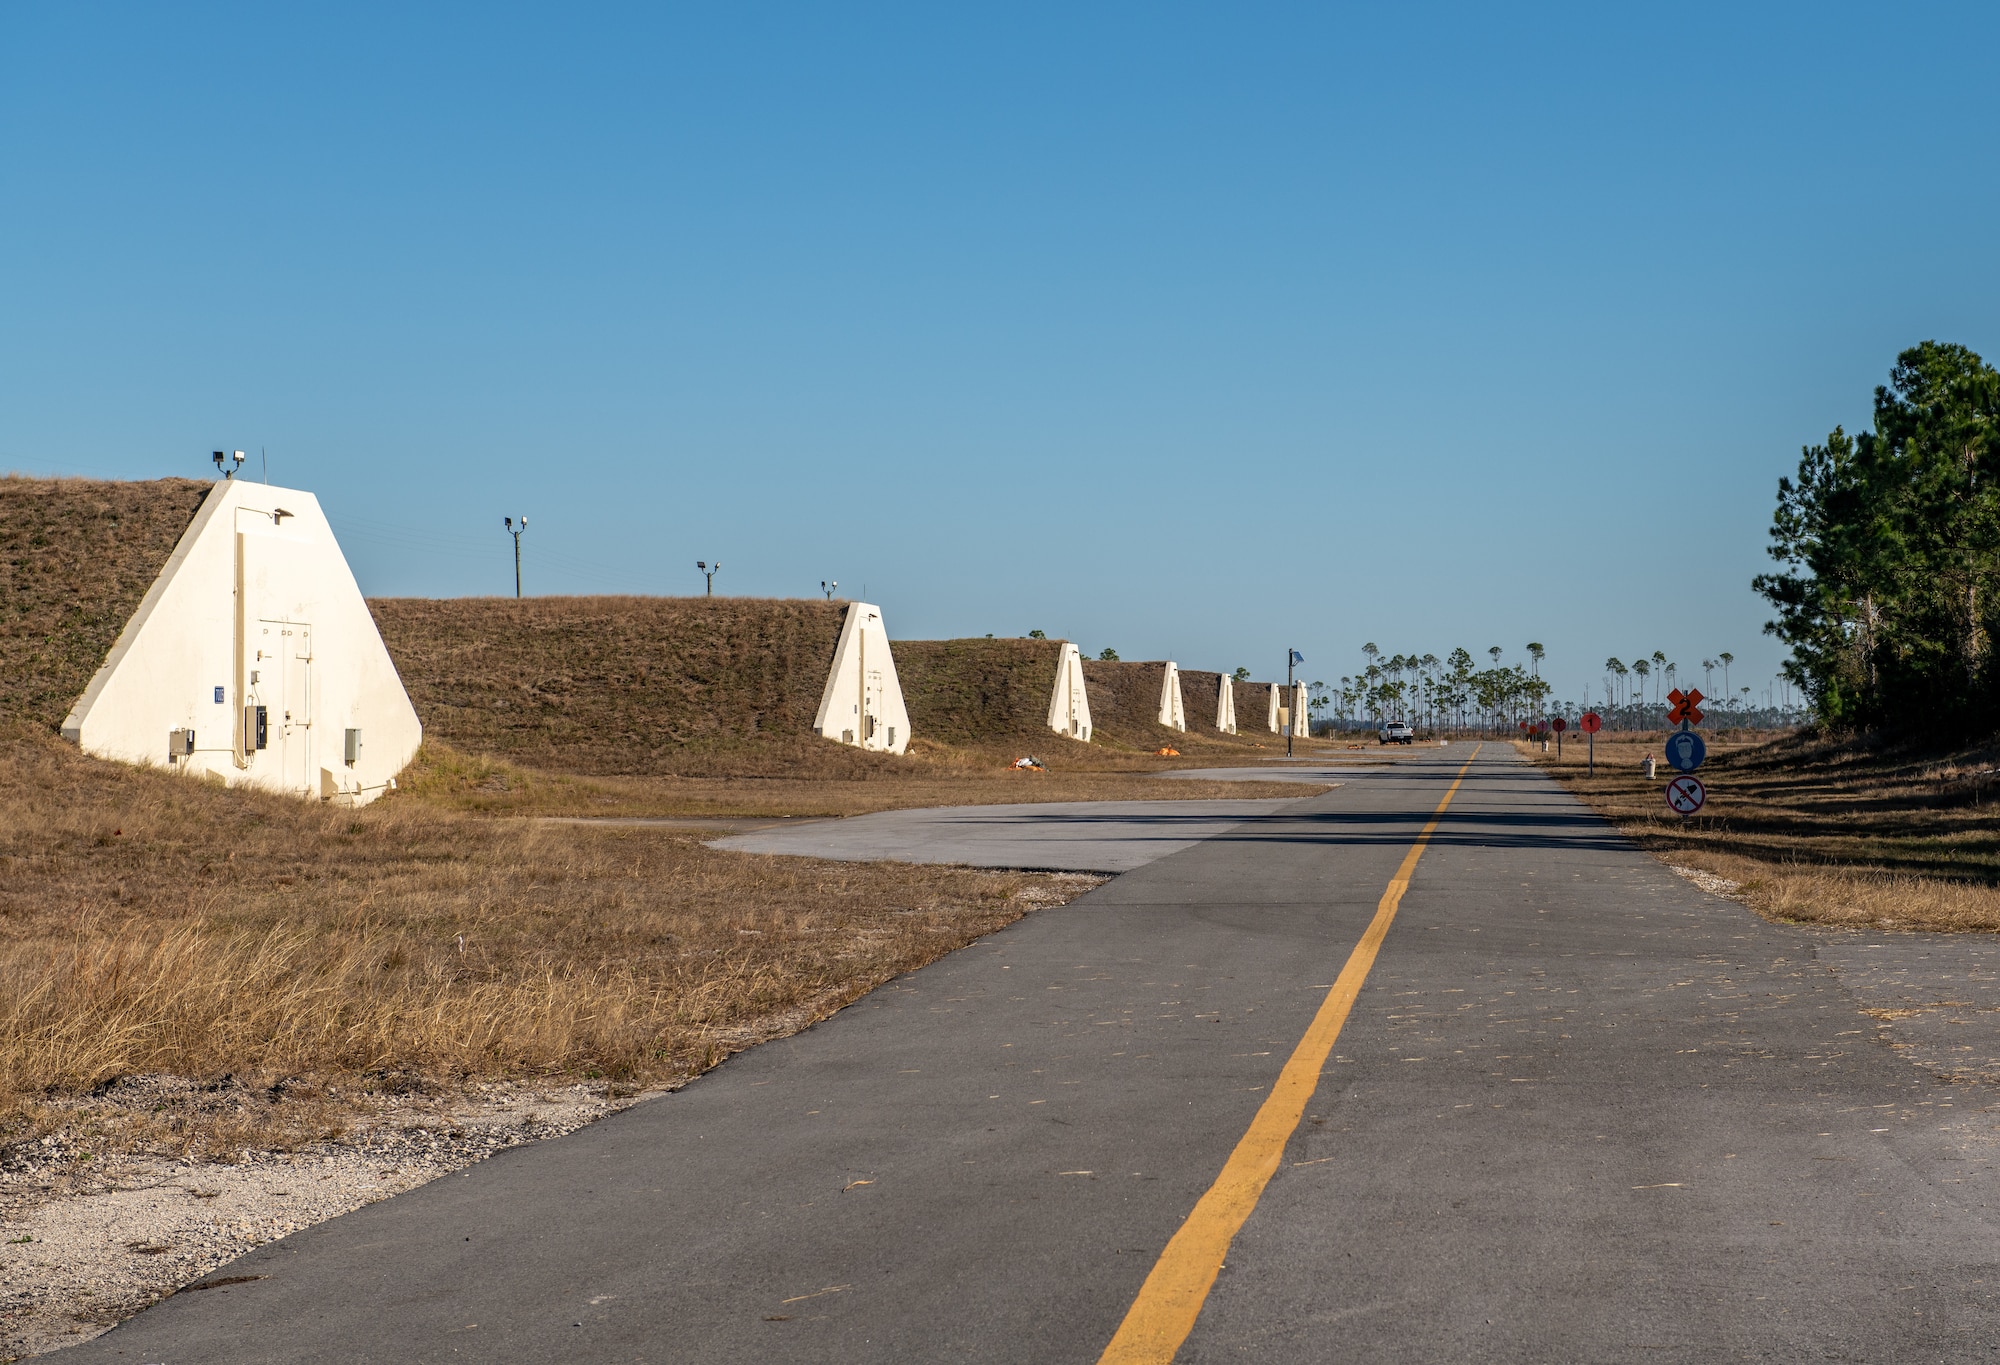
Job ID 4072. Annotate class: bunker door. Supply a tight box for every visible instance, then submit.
[863,666,886,749]
[259,620,314,794]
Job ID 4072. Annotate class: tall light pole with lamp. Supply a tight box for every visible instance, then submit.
[504,515,527,598]
[698,561,721,597]
[1285,648,1304,758]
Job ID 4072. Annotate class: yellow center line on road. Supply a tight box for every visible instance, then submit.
[1096,745,1483,1365]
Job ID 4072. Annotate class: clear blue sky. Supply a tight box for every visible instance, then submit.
[5,4,1996,708]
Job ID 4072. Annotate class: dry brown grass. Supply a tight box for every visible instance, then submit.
[0,726,1099,1159]
[1524,729,2000,932]
[398,740,1321,818]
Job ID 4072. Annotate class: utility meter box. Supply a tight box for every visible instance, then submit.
[344,728,362,765]
[167,728,194,762]
[246,705,268,752]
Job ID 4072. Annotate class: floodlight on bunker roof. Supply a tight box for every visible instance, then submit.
[822,580,837,601]
[698,561,720,597]
[233,451,245,475]
[213,451,226,477]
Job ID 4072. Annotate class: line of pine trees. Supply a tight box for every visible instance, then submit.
[1757,341,2000,731]
[1325,644,1552,731]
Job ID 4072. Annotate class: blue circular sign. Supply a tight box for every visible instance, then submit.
[1663,730,1706,773]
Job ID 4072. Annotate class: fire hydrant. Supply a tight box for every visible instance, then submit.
[1642,755,1657,779]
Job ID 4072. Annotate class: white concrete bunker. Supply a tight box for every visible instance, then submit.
[814,602,912,754]
[61,478,423,805]
[1046,641,1093,742]
[1158,661,1187,732]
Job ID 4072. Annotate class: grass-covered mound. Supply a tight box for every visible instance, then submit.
[1233,680,1277,735]
[0,475,212,730]
[1180,669,1226,734]
[368,595,860,778]
[1081,659,1186,748]
[894,637,1071,744]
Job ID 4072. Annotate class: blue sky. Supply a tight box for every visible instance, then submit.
[5,4,1996,708]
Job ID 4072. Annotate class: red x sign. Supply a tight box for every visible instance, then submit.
[1667,687,1704,727]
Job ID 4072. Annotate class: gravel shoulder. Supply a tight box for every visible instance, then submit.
[0,1080,652,1361]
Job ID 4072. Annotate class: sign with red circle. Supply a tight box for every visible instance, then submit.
[1665,775,1706,815]
[1579,712,1603,734]
[1552,717,1568,732]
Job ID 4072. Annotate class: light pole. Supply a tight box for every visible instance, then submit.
[698,561,720,596]
[1285,648,1304,758]
[504,515,527,598]
[822,580,838,601]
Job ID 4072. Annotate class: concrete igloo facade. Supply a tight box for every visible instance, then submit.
[1216,675,1238,733]
[1046,641,1093,742]
[60,478,422,805]
[1158,661,1187,732]
[814,601,911,754]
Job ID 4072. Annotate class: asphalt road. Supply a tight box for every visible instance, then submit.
[710,797,1313,872]
[72,745,2000,1362]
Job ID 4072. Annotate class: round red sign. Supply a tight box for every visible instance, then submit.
[1579,712,1603,734]
[1665,775,1706,815]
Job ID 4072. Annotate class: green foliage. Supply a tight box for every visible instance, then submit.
[1756,341,2000,731]
[1097,647,1119,661]
[1027,629,1047,639]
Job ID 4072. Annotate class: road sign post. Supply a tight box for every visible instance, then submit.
[1662,689,1707,819]
[1285,649,1304,759]
[1579,711,1602,776]
[1553,715,1567,757]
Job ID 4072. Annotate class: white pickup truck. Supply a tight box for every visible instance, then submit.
[1378,721,1414,745]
